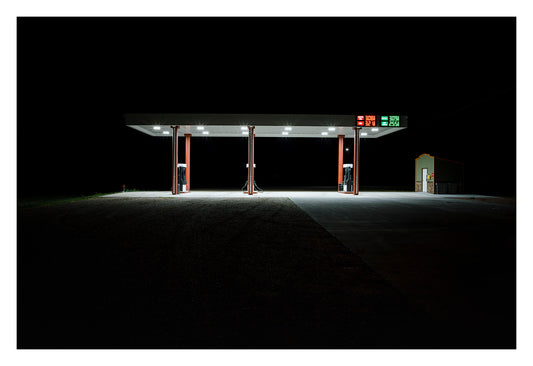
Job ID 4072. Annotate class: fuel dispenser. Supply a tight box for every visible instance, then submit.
[177,163,188,193]
[342,163,353,192]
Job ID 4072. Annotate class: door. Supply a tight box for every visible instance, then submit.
[422,168,428,192]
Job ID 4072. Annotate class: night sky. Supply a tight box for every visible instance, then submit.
[17,17,516,197]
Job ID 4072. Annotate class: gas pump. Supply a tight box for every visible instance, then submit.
[177,163,188,193]
[241,164,263,193]
[342,164,353,192]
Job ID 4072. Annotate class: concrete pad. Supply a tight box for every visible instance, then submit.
[20,190,515,348]
[288,191,516,348]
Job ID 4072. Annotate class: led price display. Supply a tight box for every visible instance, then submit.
[388,115,400,127]
[365,115,376,127]
[354,114,403,127]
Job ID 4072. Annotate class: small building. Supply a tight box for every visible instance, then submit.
[415,153,464,194]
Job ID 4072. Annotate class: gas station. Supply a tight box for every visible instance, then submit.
[125,113,408,195]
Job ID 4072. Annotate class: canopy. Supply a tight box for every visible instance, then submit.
[125,113,407,138]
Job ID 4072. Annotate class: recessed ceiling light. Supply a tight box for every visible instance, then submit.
[371,128,379,132]
[202,131,209,135]
[282,131,289,136]
[328,127,335,131]
[345,148,349,151]
[163,131,170,135]
[321,132,328,136]
[361,132,368,136]
[284,127,292,131]
[197,126,205,130]
[153,126,161,130]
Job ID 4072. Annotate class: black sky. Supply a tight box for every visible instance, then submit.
[17,17,516,197]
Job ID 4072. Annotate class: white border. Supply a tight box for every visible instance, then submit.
[2,1,531,366]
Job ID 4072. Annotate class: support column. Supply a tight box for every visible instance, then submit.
[171,125,180,195]
[337,135,344,192]
[247,125,255,195]
[253,131,256,190]
[353,127,361,195]
[185,133,191,192]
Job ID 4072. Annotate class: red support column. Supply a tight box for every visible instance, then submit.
[171,125,180,195]
[253,132,256,193]
[353,127,361,195]
[337,135,344,192]
[185,133,191,192]
[247,126,255,195]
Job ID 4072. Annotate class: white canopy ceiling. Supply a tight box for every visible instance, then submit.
[125,113,407,138]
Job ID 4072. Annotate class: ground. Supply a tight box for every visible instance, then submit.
[17,191,516,348]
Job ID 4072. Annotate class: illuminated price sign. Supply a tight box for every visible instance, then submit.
[388,115,400,127]
[355,114,403,127]
[365,115,376,127]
